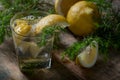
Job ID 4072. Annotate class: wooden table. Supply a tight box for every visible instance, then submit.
[0,38,120,80]
[0,0,120,80]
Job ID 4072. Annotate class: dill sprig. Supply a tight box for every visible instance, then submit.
[0,26,5,44]
[37,25,65,47]
[0,0,54,44]
[62,37,99,60]
[62,40,88,60]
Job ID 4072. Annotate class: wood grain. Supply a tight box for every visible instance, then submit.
[0,34,120,80]
[0,0,120,80]
[0,38,80,80]
[52,49,120,80]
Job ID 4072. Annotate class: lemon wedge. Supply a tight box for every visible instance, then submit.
[35,14,69,34]
[19,42,40,58]
[13,19,31,46]
[18,42,31,54]
[14,19,31,37]
[76,41,98,68]
[29,42,41,58]
[55,0,81,17]
[67,1,100,36]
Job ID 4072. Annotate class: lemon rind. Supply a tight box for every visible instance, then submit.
[77,41,98,68]
[55,0,64,16]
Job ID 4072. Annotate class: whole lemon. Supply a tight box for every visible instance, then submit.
[67,1,100,36]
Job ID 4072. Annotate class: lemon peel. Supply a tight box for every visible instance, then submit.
[35,14,69,34]
[76,41,98,68]
[13,19,31,46]
[55,0,81,17]
[14,19,31,37]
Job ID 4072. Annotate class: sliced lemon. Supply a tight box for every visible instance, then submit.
[13,19,31,46]
[55,0,81,17]
[19,42,40,58]
[29,42,41,58]
[35,14,69,34]
[18,42,31,54]
[67,1,100,36]
[14,19,31,37]
[76,41,98,68]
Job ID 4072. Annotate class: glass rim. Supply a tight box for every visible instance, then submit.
[10,11,49,26]
[10,11,49,37]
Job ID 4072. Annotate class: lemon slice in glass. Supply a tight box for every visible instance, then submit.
[76,41,98,68]
[13,19,31,46]
[19,42,40,58]
[14,19,31,37]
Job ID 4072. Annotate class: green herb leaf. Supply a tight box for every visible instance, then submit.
[0,0,53,44]
[37,25,65,47]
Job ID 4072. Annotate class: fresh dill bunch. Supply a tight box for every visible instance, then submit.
[62,37,98,60]
[0,0,40,44]
[0,0,39,9]
[48,9,56,14]
[0,26,5,44]
[0,0,54,44]
[93,0,120,50]
[37,25,65,47]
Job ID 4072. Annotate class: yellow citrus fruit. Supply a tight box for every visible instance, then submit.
[55,0,82,17]
[19,42,40,58]
[13,19,31,46]
[14,19,31,36]
[76,41,98,68]
[18,42,31,54]
[29,42,41,58]
[67,1,100,36]
[35,14,69,34]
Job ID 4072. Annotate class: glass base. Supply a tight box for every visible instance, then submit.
[19,58,51,70]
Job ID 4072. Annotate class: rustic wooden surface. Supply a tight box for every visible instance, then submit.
[0,38,120,80]
[0,38,80,80]
[53,49,120,80]
[0,0,120,80]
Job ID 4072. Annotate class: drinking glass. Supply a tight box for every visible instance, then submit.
[10,11,54,70]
